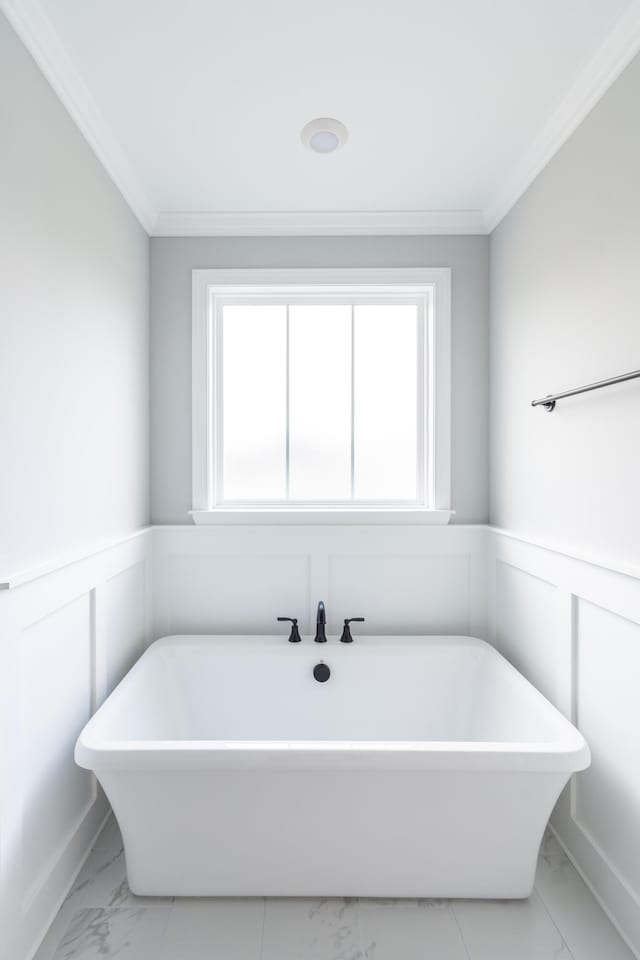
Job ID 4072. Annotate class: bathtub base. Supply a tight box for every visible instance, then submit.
[102,768,567,899]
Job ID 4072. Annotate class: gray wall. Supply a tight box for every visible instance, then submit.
[150,236,489,524]
[0,12,150,574]
[490,53,640,566]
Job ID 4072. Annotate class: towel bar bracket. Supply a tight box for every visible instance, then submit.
[532,369,640,412]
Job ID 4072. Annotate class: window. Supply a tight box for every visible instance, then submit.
[192,269,451,522]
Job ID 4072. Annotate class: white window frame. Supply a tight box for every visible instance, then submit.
[191,268,452,524]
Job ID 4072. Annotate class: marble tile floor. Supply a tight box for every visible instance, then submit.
[34,816,636,960]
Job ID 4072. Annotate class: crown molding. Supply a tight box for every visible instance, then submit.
[484,0,640,232]
[0,0,157,233]
[5,0,640,239]
[152,209,488,237]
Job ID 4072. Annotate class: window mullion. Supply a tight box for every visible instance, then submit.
[285,303,290,501]
[350,304,355,501]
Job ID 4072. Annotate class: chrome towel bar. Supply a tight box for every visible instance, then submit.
[532,368,640,412]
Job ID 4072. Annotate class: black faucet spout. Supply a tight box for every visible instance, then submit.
[314,601,327,643]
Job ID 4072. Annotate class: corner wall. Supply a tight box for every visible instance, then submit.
[0,12,151,960]
[489,51,640,956]
[490,53,640,565]
[0,10,150,579]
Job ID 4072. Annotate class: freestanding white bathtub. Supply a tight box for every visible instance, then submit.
[75,635,589,898]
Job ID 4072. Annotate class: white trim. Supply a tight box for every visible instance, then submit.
[547,824,640,960]
[191,271,210,512]
[190,509,454,526]
[484,0,640,231]
[431,269,451,510]
[0,0,156,232]
[0,1,484,245]
[153,209,487,237]
[6,524,635,588]
[0,526,152,590]
[487,525,640,956]
[5,1,640,238]
[192,268,451,520]
[24,807,112,960]
[1,533,153,960]
[193,267,448,287]
[490,525,640,583]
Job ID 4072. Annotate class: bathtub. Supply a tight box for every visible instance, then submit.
[75,635,589,898]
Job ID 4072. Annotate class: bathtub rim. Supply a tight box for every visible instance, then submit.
[75,634,590,775]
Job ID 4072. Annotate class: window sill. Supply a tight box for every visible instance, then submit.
[190,509,454,526]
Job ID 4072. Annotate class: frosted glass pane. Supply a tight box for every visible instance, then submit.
[222,305,286,500]
[354,305,418,500]
[289,305,351,500]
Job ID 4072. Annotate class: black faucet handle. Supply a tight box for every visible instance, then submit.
[277,617,302,643]
[340,618,365,643]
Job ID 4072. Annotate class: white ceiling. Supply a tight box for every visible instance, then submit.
[4,0,640,234]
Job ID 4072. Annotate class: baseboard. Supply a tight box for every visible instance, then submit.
[549,823,640,960]
[26,802,112,960]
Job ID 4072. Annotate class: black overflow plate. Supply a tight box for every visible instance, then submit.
[313,662,331,683]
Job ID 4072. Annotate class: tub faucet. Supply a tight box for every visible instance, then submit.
[314,601,327,643]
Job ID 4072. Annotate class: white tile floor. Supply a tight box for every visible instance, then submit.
[34,816,635,960]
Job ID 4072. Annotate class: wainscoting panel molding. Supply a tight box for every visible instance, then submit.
[152,524,488,642]
[0,530,152,960]
[488,528,640,957]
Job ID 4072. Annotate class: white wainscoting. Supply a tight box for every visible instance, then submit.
[0,530,152,960]
[151,524,488,642]
[5,522,639,960]
[488,528,640,958]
